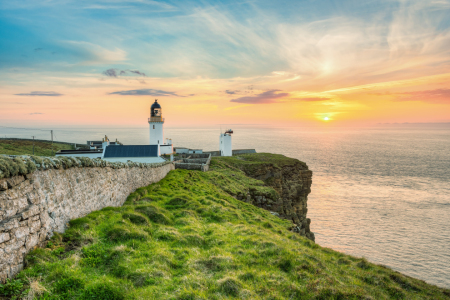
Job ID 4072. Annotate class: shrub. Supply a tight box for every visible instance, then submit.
[278,258,293,272]
[69,217,91,229]
[0,279,24,296]
[54,277,84,293]
[106,225,148,242]
[122,213,149,225]
[262,222,273,228]
[136,205,173,225]
[357,258,371,269]
[80,282,125,300]
[81,244,109,267]
[165,197,188,208]
[218,277,241,297]
[238,272,255,281]
[337,257,351,265]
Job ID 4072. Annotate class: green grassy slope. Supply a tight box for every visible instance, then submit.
[1,156,449,299]
[0,139,75,156]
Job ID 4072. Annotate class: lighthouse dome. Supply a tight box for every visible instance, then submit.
[151,99,162,117]
[151,99,161,109]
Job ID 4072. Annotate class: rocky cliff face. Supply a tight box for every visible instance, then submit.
[216,154,314,241]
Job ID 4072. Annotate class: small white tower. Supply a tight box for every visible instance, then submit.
[102,135,110,149]
[220,129,233,156]
[149,99,164,148]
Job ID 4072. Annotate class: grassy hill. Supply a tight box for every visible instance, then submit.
[0,139,75,156]
[1,155,449,299]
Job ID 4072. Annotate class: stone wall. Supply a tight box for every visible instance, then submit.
[0,162,174,282]
[175,153,211,172]
[204,149,256,157]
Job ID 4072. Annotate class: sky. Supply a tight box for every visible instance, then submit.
[1,0,450,127]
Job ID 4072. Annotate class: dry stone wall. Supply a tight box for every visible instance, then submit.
[0,161,174,282]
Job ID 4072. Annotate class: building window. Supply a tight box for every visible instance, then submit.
[158,140,159,144]
[153,125,155,129]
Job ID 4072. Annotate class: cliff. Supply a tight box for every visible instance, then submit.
[0,155,173,283]
[209,153,314,241]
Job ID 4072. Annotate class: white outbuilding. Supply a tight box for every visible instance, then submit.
[220,129,233,156]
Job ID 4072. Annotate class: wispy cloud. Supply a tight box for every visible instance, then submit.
[109,89,183,96]
[63,41,127,65]
[103,68,146,77]
[231,90,289,104]
[296,97,330,101]
[15,91,63,96]
[397,88,450,103]
[29,112,44,115]
[225,90,239,95]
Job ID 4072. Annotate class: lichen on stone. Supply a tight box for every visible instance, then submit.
[0,155,172,179]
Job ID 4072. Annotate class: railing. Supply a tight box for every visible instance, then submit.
[148,117,165,122]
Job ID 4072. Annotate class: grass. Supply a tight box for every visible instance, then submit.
[2,156,449,299]
[0,139,76,156]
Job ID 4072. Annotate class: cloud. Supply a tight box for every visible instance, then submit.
[397,89,450,103]
[103,69,146,78]
[34,48,43,52]
[296,97,330,101]
[63,41,127,64]
[15,91,63,96]
[225,90,239,95]
[103,69,119,77]
[29,112,44,115]
[109,89,183,97]
[231,89,289,104]
[128,70,146,76]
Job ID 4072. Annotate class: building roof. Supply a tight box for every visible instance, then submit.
[151,99,161,109]
[57,149,103,154]
[103,145,158,158]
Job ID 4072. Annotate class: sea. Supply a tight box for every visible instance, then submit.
[2,124,450,288]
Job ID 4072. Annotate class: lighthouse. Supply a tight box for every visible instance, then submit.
[220,129,233,156]
[148,99,164,147]
[148,99,173,158]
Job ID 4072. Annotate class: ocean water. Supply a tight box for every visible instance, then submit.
[2,124,450,288]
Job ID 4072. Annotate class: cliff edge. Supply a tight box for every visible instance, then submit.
[210,153,314,241]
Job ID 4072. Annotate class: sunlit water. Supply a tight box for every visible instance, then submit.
[2,125,450,288]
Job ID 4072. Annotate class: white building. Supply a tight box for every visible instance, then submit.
[56,135,120,159]
[220,129,233,156]
[148,100,173,156]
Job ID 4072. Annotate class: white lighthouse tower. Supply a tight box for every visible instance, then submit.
[149,99,164,146]
[148,99,173,158]
[220,129,233,156]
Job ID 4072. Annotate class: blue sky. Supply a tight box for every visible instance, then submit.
[1,0,450,126]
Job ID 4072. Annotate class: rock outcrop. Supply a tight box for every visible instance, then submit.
[219,154,314,241]
[0,160,174,282]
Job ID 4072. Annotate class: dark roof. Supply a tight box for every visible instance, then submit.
[57,149,102,154]
[151,99,161,109]
[103,145,158,158]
